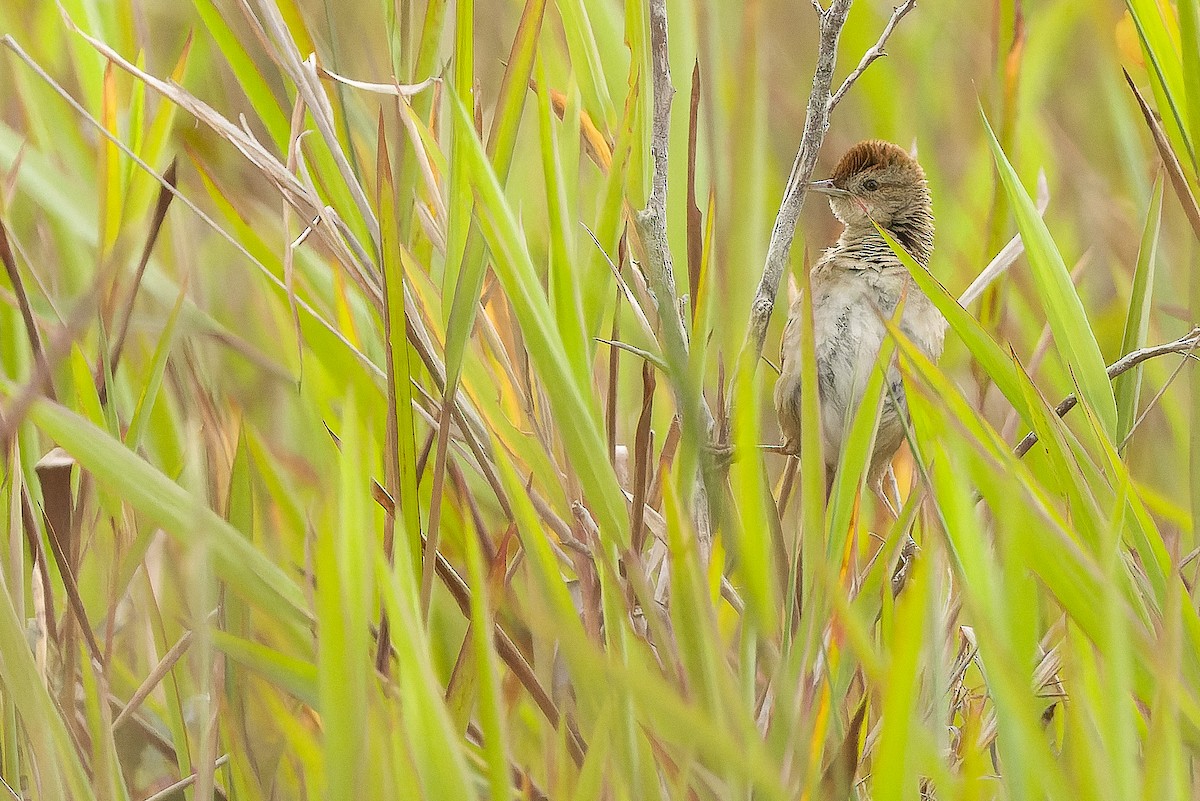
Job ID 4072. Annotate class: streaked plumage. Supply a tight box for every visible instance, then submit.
[774,140,946,486]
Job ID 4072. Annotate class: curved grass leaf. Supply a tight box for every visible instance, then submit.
[981,111,1118,438]
[1116,173,1164,446]
[450,93,629,546]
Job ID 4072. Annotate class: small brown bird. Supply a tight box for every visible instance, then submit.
[774,140,946,493]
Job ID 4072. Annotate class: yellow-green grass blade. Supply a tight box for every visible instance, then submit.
[1097,478,1143,801]
[921,434,1064,799]
[825,330,896,558]
[318,396,373,799]
[1180,0,1200,170]
[792,266,827,633]
[876,224,1034,431]
[442,0,474,304]
[451,93,628,545]
[1115,173,1164,446]
[191,0,289,151]
[728,341,779,636]
[125,281,187,452]
[621,0,649,211]
[584,78,635,337]
[462,514,513,801]
[870,558,928,801]
[98,61,123,259]
[982,111,1118,438]
[443,0,547,394]
[1076,386,1185,622]
[126,50,145,189]
[126,34,192,221]
[1011,357,1106,555]
[556,0,617,130]
[375,535,479,801]
[662,476,725,726]
[892,332,1112,642]
[11,391,312,639]
[79,649,131,801]
[212,630,319,708]
[378,128,422,574]
[592,641,789,800]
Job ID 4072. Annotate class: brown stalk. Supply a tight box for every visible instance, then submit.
[819,695,868,800]
[17,481,57,642]
[648,416,681,509]
[631,363,657,553]
[1124,69,1200,241]
[686,61,703,320]
[112,629,194,729]
[606,234,626,465]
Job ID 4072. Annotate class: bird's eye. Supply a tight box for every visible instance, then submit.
[863,179,880,191]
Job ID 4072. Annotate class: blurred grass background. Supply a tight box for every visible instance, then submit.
[0,0,1198,798]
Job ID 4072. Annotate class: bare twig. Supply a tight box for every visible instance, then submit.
[1014,326,1200,458]
[828,1,917,111]
[632,0,690,370]
[731,0,852,402]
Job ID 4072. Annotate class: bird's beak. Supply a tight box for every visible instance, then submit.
[807,178,851,197]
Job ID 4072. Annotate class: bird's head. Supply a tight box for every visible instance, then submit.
[809,140,934,261]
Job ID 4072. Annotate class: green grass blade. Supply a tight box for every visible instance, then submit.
[450,93,628,545]
[982,110,1118,437]
[1115,173,1164,446]
[125,281,187,452]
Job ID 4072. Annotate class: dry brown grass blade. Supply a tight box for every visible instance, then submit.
[649,416,681,508]
[29,467,103,664]
[606,280,622,465]
[0,217,52,399]
[370,482,586,765]
[374,115,400,675]
[1124,69,1200,241]
[16,465,57,643]
[820,695,868,801]
[112,629,194,729]
[245,0,379,244]
[104,158,180,399]
[318,66,438,96]
[282,98,310,384]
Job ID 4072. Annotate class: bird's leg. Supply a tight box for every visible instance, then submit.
[872,464,902,518]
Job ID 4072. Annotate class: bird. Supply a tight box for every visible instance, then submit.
[773,139,946,496]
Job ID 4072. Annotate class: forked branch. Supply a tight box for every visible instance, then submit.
[828,1,918,111]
